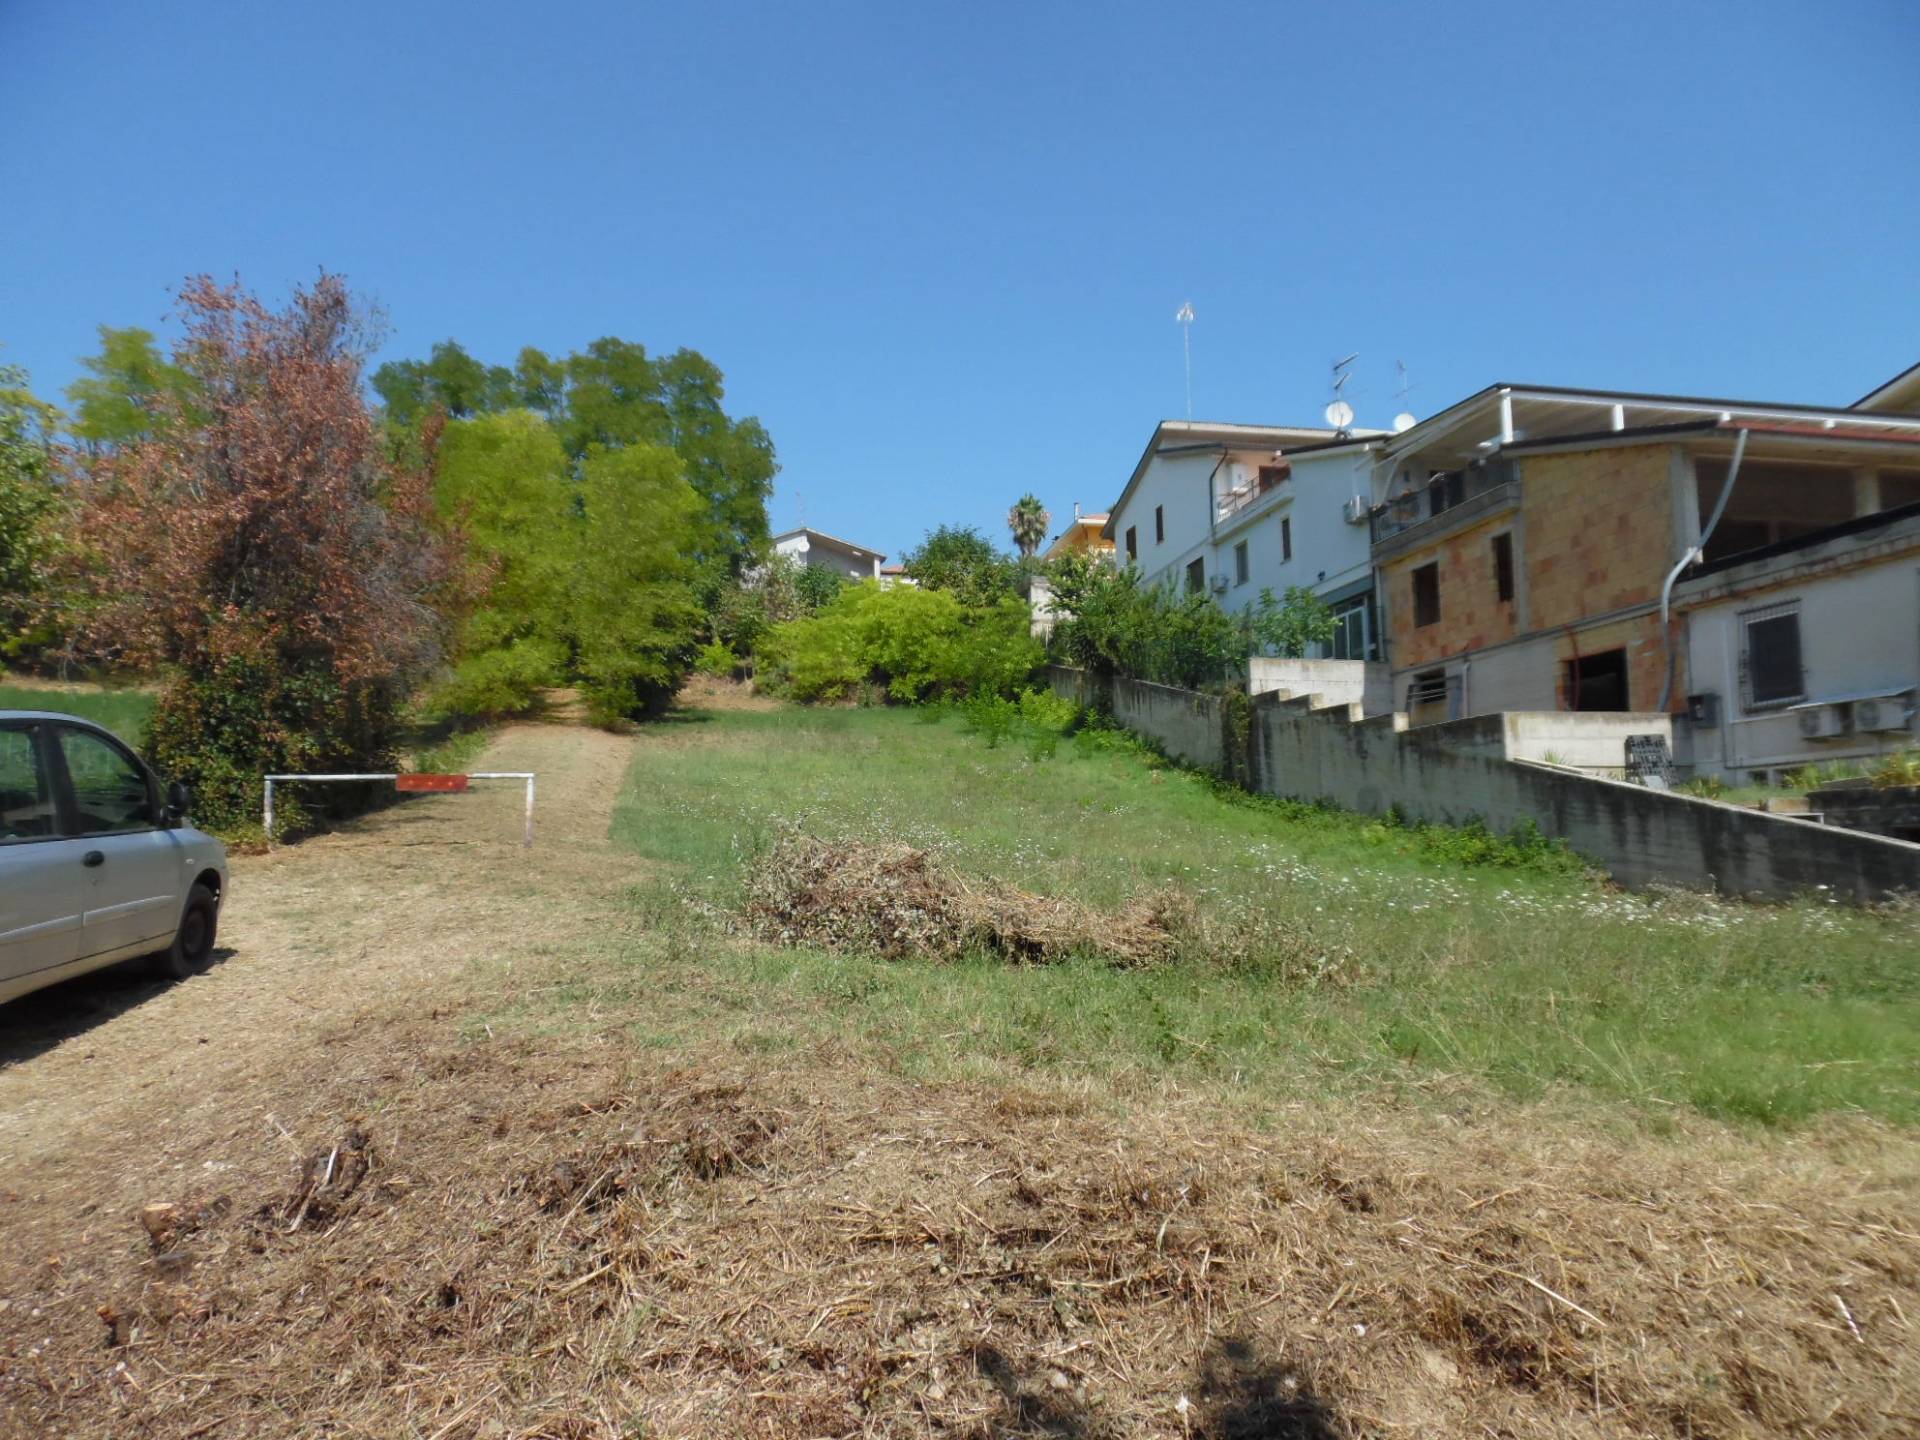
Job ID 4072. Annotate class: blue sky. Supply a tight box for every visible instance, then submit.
[4,1,1916,558]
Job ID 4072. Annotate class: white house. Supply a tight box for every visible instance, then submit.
[1100,420,1390,660]
[771,527,885,581]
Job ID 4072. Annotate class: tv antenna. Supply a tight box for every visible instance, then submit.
[1324,352,1358,433]
[1392,359,1417,433]
[1175,301,1195,418]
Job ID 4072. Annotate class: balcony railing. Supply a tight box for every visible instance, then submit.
[1215,465,1289,524]
[1370,463,1518,546]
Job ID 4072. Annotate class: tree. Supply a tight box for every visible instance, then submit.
[65,326,196,450]
[428,410,707,723]
[375,335,777,583]
[900,524,1023,609]
[1244,585,1337,659]
[71,274,460,831]
[1007,493,1050,557]
[0,363,64,651]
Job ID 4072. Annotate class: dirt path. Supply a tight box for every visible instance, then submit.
[0,721,640,1215]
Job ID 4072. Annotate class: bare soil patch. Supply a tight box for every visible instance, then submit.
[2,720,1917,1438]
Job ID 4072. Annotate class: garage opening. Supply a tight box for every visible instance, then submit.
[1565,648,1629,712]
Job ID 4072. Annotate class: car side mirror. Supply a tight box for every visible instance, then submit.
[165,781,192,824]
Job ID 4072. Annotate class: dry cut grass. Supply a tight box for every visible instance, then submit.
[4,1030,1916,1439]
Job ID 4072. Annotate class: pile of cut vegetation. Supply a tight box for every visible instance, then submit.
[744,830,1182,964]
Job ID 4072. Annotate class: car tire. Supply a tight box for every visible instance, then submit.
[152,883,219,980]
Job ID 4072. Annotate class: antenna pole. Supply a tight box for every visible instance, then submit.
[1175,301,1195,418]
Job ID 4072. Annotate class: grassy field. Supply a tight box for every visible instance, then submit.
[0,681,156,743]
[592,701,1920,1130]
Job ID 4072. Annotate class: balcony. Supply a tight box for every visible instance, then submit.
[1371,463,1521,553]
[1215,463,1289,524]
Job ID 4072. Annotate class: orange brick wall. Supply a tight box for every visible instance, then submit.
[1380,443,1688,712]
[1381,511,1520,670]
[1522,444,1678,631]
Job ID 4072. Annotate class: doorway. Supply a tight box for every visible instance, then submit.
[1564,649,1629,711]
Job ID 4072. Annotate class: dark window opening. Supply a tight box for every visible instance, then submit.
[1564,648,1629,712]
[1492,532,1515,603]
[1185,557,1205,593]
[1280,516,1292,562]
[1427,470,1466,517]
[1741,604,1803,709]
[1407,668,1451,714]
[1233,541,1249,586]
[1257,463,1290,494]
[1155,505,1165,544]
[1696,458,1858,564]
[1411,563,1440,627]
[1125,526,1137,561]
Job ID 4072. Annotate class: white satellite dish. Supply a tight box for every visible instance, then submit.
[1324,400,1354,430]
[1393,412,1417,433]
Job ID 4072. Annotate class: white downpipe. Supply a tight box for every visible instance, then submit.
[1657,428,1748,713]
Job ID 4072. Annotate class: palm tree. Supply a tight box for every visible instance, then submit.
[1007,493,1050,558]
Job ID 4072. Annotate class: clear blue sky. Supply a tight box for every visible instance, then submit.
[4,1,1916,558]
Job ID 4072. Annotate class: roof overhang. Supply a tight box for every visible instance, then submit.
[1100,419,1384,539]
[1854,360,1920,414]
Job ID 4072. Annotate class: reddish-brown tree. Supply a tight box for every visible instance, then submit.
[71,274,463,831]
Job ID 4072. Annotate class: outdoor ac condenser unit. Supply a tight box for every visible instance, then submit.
[1797,705,1849,741]
[1342,495,1370,525]
[1208,574,1229,594]
[1854,696,1915,733]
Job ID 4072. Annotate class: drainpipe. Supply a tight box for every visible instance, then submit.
[1657,427,1748,713]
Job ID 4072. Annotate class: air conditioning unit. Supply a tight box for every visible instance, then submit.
[1342,495,1370,525]
[1855,695,1915,733]
[1208,574,1230,594]
[1796,705,1849,741]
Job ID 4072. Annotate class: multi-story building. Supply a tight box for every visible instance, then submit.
[1100,420,1390,660]
[1369,382,1920,775]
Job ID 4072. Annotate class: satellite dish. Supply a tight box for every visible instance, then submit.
[1393,412,1417,433]
[1324,400,1354,430]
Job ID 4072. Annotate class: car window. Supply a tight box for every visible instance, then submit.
[0,727,57,841]
[57,728,153,834]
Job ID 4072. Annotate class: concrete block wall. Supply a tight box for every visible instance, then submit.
[1249,658,1393,716]
[1048,666,1920,904]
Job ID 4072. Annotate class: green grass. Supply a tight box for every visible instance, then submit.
[579,703,1920,1129]
[0,683,156,745]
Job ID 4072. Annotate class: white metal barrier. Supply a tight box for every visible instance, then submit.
[262,771,536,847]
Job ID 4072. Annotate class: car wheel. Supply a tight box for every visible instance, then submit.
[152,883,219,980]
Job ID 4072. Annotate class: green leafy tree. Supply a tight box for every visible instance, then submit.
[0,363,65,651]
[377,335,776,583]
[429,410,705,723]
[1007,493,1050,557]
[65,326,196,450]
[1046,562,1241,690]
[900,524,1023,608]
[1244,585,1337,658]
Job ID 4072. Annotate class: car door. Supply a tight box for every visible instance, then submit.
[52,724,184,960]
[0,722,85,984]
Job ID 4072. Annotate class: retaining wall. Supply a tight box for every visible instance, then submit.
[1248,658,1393,717]
[1048,666,1920,904]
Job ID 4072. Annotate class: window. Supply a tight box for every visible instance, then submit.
[1407,668,1451,710]
[1185,557,1205,593]
[1155,506,1165,544]
[1233,541,1249,586]
[1329,595,1372,661]
[1492,532,1515,603]
[57,727,153,834]
[1565,649,1629,712]
[1411,562,1440,627]
[0,726,55,842]
[1741,602,1803,709]
[1125,526,1137,561]
[1280,516,1292,562]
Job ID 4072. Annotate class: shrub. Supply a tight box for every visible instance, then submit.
[696,640,740,677]
[1049,564,1241,690]
[761,581,1040,704]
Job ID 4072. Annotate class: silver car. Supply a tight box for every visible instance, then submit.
[0,711,228,1005]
